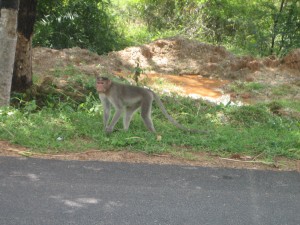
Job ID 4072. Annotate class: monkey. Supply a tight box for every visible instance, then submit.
[96,76,204,134]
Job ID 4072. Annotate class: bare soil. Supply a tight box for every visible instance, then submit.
[2,37,299,171]
[1,141,299,171]
[32,37,300,83]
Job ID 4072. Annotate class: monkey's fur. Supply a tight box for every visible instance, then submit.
[96,76,203,134]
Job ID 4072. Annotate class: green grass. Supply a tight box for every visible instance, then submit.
[227,81,267,94]
[276,100,300,112]
[271,84,299,97]
[2,70,300,161]
[1,90,299,160]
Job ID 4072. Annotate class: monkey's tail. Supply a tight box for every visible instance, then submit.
[152,92,205,133]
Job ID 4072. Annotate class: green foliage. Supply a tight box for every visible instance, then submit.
[122,0,300,56]
[33,0,125,54]
[33,0,299,56]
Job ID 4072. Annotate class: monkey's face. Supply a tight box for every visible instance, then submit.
[96,77,111,93]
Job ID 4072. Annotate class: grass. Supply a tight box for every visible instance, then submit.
[1,83,299,160]
[227,81,267,94]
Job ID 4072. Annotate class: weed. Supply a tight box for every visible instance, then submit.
[226,105,271,127]
[271,84,298,96]
[228,81,266,94]
[277,100,300,112]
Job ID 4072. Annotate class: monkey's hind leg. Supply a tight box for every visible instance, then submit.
[141,100,156,133]
[123,104,140,131]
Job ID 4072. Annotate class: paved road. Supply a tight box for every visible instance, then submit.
[0,157,299,225]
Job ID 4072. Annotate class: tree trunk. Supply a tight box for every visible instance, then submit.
[270,0,285,55]
[0,0,19,106]
[11,0,37,92]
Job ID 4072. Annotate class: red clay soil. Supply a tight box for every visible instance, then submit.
[147,74,228,98]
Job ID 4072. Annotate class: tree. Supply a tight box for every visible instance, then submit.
[132,0,299,56]
[12,0,37,92]
[0,0,19,106]
[33,0,121,54]
[270,0,300,55]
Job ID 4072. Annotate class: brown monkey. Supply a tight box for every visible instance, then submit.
[96,76,202,134]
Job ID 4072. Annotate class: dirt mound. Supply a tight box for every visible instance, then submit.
[100,37,299,83]
[283,48,300,71]
[108,37,234,77]
[33,37,299,88]
[33,47,104,77]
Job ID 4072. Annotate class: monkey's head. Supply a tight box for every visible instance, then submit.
[96,76,112,93]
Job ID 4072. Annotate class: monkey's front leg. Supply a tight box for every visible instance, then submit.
[99,95,111,131]
[106,109,123,134]
[103,104,110,130]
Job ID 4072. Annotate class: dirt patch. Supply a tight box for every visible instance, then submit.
[282,48,300,71]
[105,37,299,83]
[33,37,299,84]
[0,141,299,172]
[146,74,228,98]
[33,47,103,77]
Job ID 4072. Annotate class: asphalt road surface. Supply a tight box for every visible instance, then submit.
[0,156,299,225]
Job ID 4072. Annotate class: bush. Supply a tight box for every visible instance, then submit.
[33,0,125,54]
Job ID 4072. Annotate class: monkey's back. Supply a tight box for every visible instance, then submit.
[114,82,154,105]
